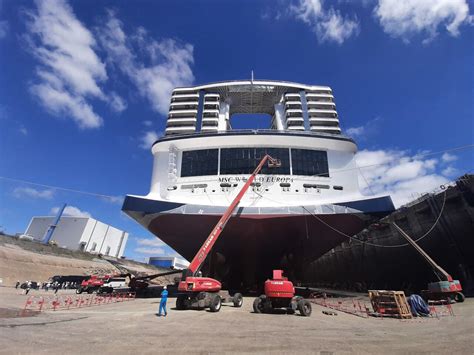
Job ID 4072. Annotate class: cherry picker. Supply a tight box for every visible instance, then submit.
[175,154,282,312]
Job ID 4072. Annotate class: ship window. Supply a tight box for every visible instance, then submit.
[181,149,218,177]
[220,148,290,175]
[291,149,329,177]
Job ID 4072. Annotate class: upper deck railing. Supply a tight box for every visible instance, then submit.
[153,129,354,146]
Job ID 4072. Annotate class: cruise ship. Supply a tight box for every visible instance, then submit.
[122,80,395,289]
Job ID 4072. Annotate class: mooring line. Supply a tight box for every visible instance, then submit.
[255,186,447,249]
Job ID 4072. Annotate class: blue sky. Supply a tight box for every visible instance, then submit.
[0,0,473,262]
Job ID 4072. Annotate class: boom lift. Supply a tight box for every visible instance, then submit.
[176,154,282,312]
[127,269,181,290]
[393,223,464,302]
[253,270,312,316]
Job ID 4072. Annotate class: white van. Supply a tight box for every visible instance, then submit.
[99,277,127,293]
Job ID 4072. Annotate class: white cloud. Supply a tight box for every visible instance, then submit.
[30,83,103,128]
[133,237,171,256]
[346,117,381,139]
[134,247,165,255]
[51,205,91,218]
[0,20,7,39]
[441,152,458,163]
[374,0,473,42]
[315,8,360,44]
[97,11,194,115]
[19,125,28,136]
[139,130,159,149]
[108,92,127,113]
[346,126,364,137]
[101,195,124,205]
[25,0,107,128]
[442,166,459,177]
[13,187,54,199]
[143,120,153,127]
[136,237,165,247]
[356,149,449,207]
[290,0,360,44]
[0,0,8,39]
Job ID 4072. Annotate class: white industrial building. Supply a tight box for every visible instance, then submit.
[25,216,128,258]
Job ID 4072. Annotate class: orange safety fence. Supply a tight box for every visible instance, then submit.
[310,294,370,318]
[22,292,136,314]
[427,299,455,318]
[309,293,455,319]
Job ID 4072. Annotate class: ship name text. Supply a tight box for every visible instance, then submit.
[218,176,294,183]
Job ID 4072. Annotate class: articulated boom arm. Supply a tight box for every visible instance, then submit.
[185,154,280,277]
[392,223,452,281]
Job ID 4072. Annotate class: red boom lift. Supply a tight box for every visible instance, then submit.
[253,270,312,316]
[393,223,464,302]
[176,154,282,312]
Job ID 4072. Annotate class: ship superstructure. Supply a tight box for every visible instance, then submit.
[123,80,394,288]
[165,80,340,135]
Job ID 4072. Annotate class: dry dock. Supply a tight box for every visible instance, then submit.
[1,287,473,354]
[304,174,474,294]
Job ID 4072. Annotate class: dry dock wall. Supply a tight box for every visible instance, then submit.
[303,174,474,295]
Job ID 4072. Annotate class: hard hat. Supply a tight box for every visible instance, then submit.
[163,286,167,290]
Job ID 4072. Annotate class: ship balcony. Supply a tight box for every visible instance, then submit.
[204,93,220,100]
[170,101,199,109]
[172,87,198,94]
[306,101,336,110]
[309,117,339,126]
[165,126,196,134]
[202,109,219,118]
[284,93,301,100]
[286,116,304,123]
[287,125,305,131]
[169,109,198,118]
[306,89,332,95]
[171,93,200,102]
[305,93,334,101]
[285,101,302,109]
[201,126,219,131]
[167,117,197,125]
[310,126,341,133]
[203,102,220,110]
[202,117,219,123]
[285,109,303,117]
[308,110,338,119]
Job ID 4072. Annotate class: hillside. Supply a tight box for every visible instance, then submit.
[0,235,175,286]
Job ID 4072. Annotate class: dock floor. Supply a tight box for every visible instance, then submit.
[1,287,473,354]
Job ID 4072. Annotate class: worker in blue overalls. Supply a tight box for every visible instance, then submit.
[158,285,168,317]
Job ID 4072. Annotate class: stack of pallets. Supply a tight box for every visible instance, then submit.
[368,290,412,319]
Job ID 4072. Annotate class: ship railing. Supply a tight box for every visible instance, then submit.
[400,180,457,208]
[160,129,351,141]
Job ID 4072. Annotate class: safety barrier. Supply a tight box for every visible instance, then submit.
[427,299,455,318]
[310,295,370,318]
[22,292,136,314]
[310,294,455,319]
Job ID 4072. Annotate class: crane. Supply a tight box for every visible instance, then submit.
[176,154,282,312]
[393,223,464,302]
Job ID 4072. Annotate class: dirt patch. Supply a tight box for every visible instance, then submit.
[0,308,40,318]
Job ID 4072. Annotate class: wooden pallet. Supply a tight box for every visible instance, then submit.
[368,290,412,319]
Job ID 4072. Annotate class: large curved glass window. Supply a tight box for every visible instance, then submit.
[291,149,329,177]
[181,149,218,177]
[220,148,290,175]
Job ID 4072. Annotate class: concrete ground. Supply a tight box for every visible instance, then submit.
[0,287,473,354]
